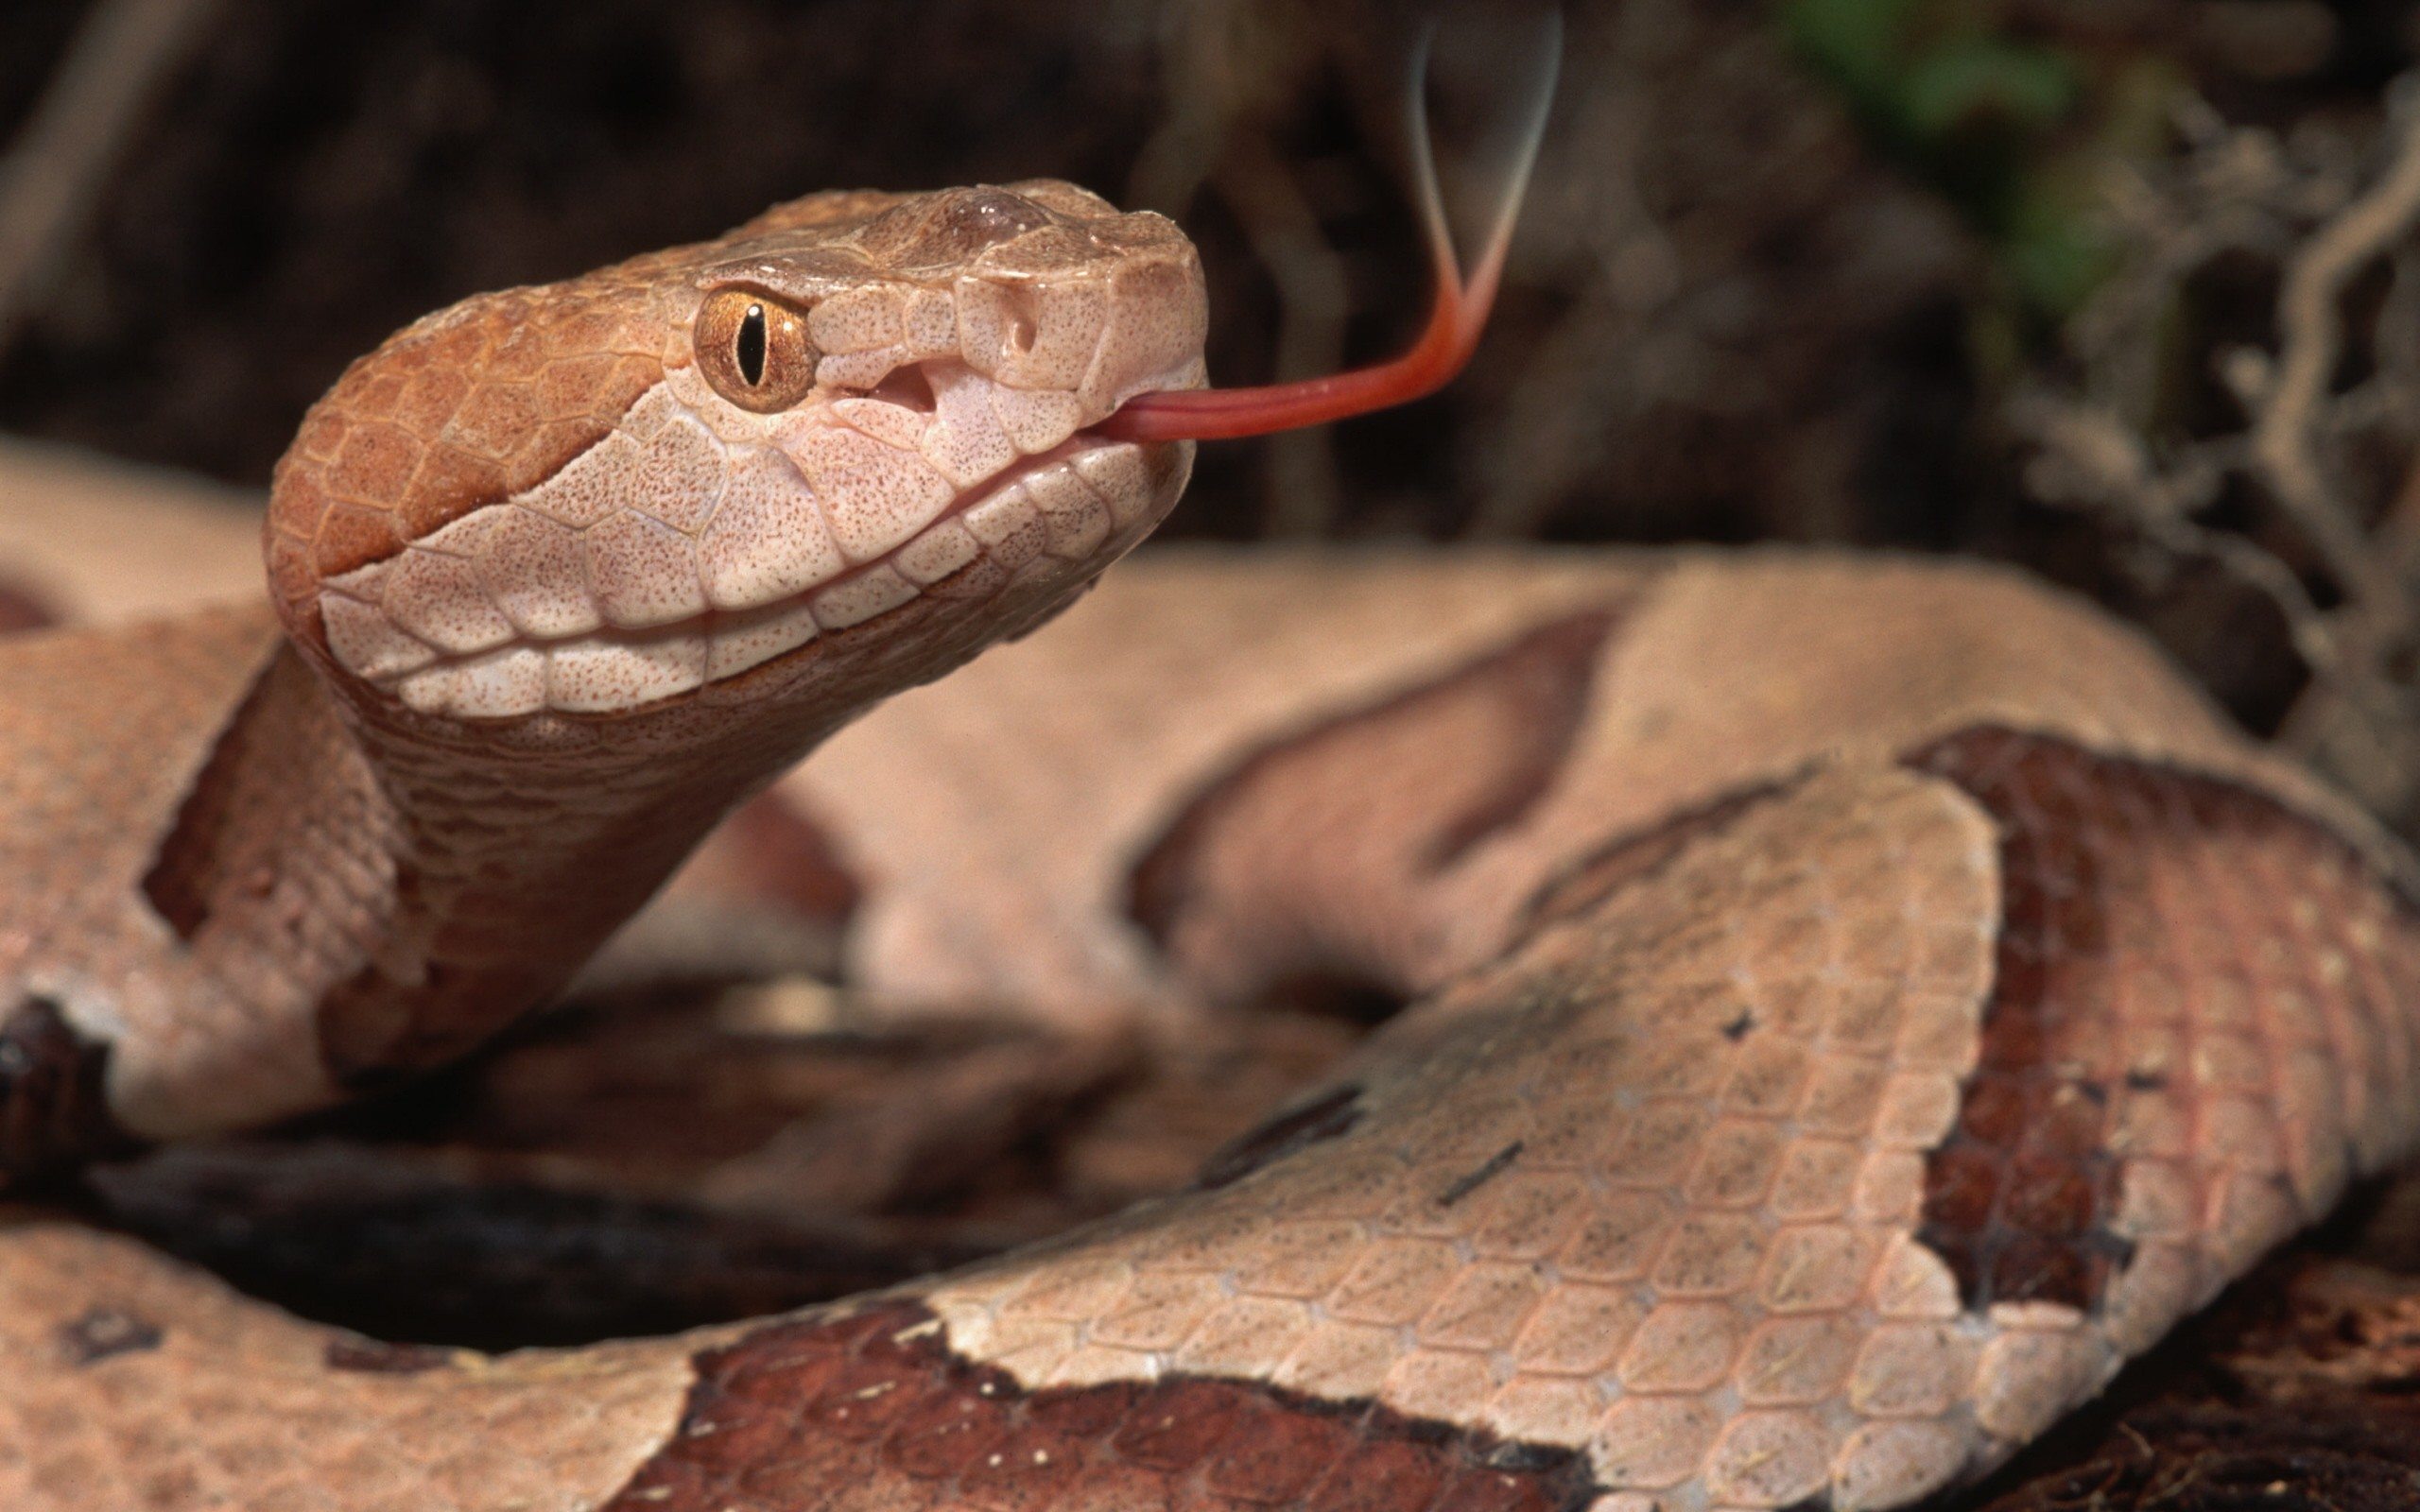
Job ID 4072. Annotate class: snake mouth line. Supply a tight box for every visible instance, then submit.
[377,435,1152,721]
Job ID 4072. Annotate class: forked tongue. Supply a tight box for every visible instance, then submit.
[1098,14,1563,444]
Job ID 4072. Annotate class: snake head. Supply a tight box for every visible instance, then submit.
[266,180,1204,731]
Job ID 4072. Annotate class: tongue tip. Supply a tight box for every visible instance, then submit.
[1099,17,1557,445]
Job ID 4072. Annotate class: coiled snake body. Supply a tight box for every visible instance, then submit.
[3,181,2417,1512]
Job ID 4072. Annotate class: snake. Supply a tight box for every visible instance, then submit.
[7,70,2420,1512]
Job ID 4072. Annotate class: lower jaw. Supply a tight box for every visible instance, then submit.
[386,436,1160,721]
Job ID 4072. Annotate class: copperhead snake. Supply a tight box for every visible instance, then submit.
[7,104,2420,1512]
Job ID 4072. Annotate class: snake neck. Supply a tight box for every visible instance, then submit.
[161,638,843,1091]
[342,680,864,1081]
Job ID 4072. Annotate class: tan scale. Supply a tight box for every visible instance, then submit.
[0,182,2417,1512]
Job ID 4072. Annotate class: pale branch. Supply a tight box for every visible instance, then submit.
[2012,390,2343,680]
[2250,89,2420,639]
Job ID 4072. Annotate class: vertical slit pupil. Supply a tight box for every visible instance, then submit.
[736,303,768,386]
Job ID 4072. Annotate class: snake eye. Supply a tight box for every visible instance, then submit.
[695,288,818,412]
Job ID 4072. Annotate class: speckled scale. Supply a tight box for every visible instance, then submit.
[9,453,2420,1510]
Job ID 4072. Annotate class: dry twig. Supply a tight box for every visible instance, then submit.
[2250,89,2420,642]
[2015,77,2420,828]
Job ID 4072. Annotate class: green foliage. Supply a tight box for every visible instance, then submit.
[1777,0,2173,335]
[1898,35,2077,139]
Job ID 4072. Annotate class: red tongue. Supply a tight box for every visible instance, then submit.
[1096,15,1561,445]
[1095,251,1501,444]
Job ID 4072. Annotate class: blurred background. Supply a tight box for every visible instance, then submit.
[7,0,2420,832]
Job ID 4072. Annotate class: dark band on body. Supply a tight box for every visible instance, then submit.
[1905,726,2420,1314]
[601,1298,1599,1512]
[0,573,56,633]
[0,995,130,1182]
[1128,605,1626,998]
